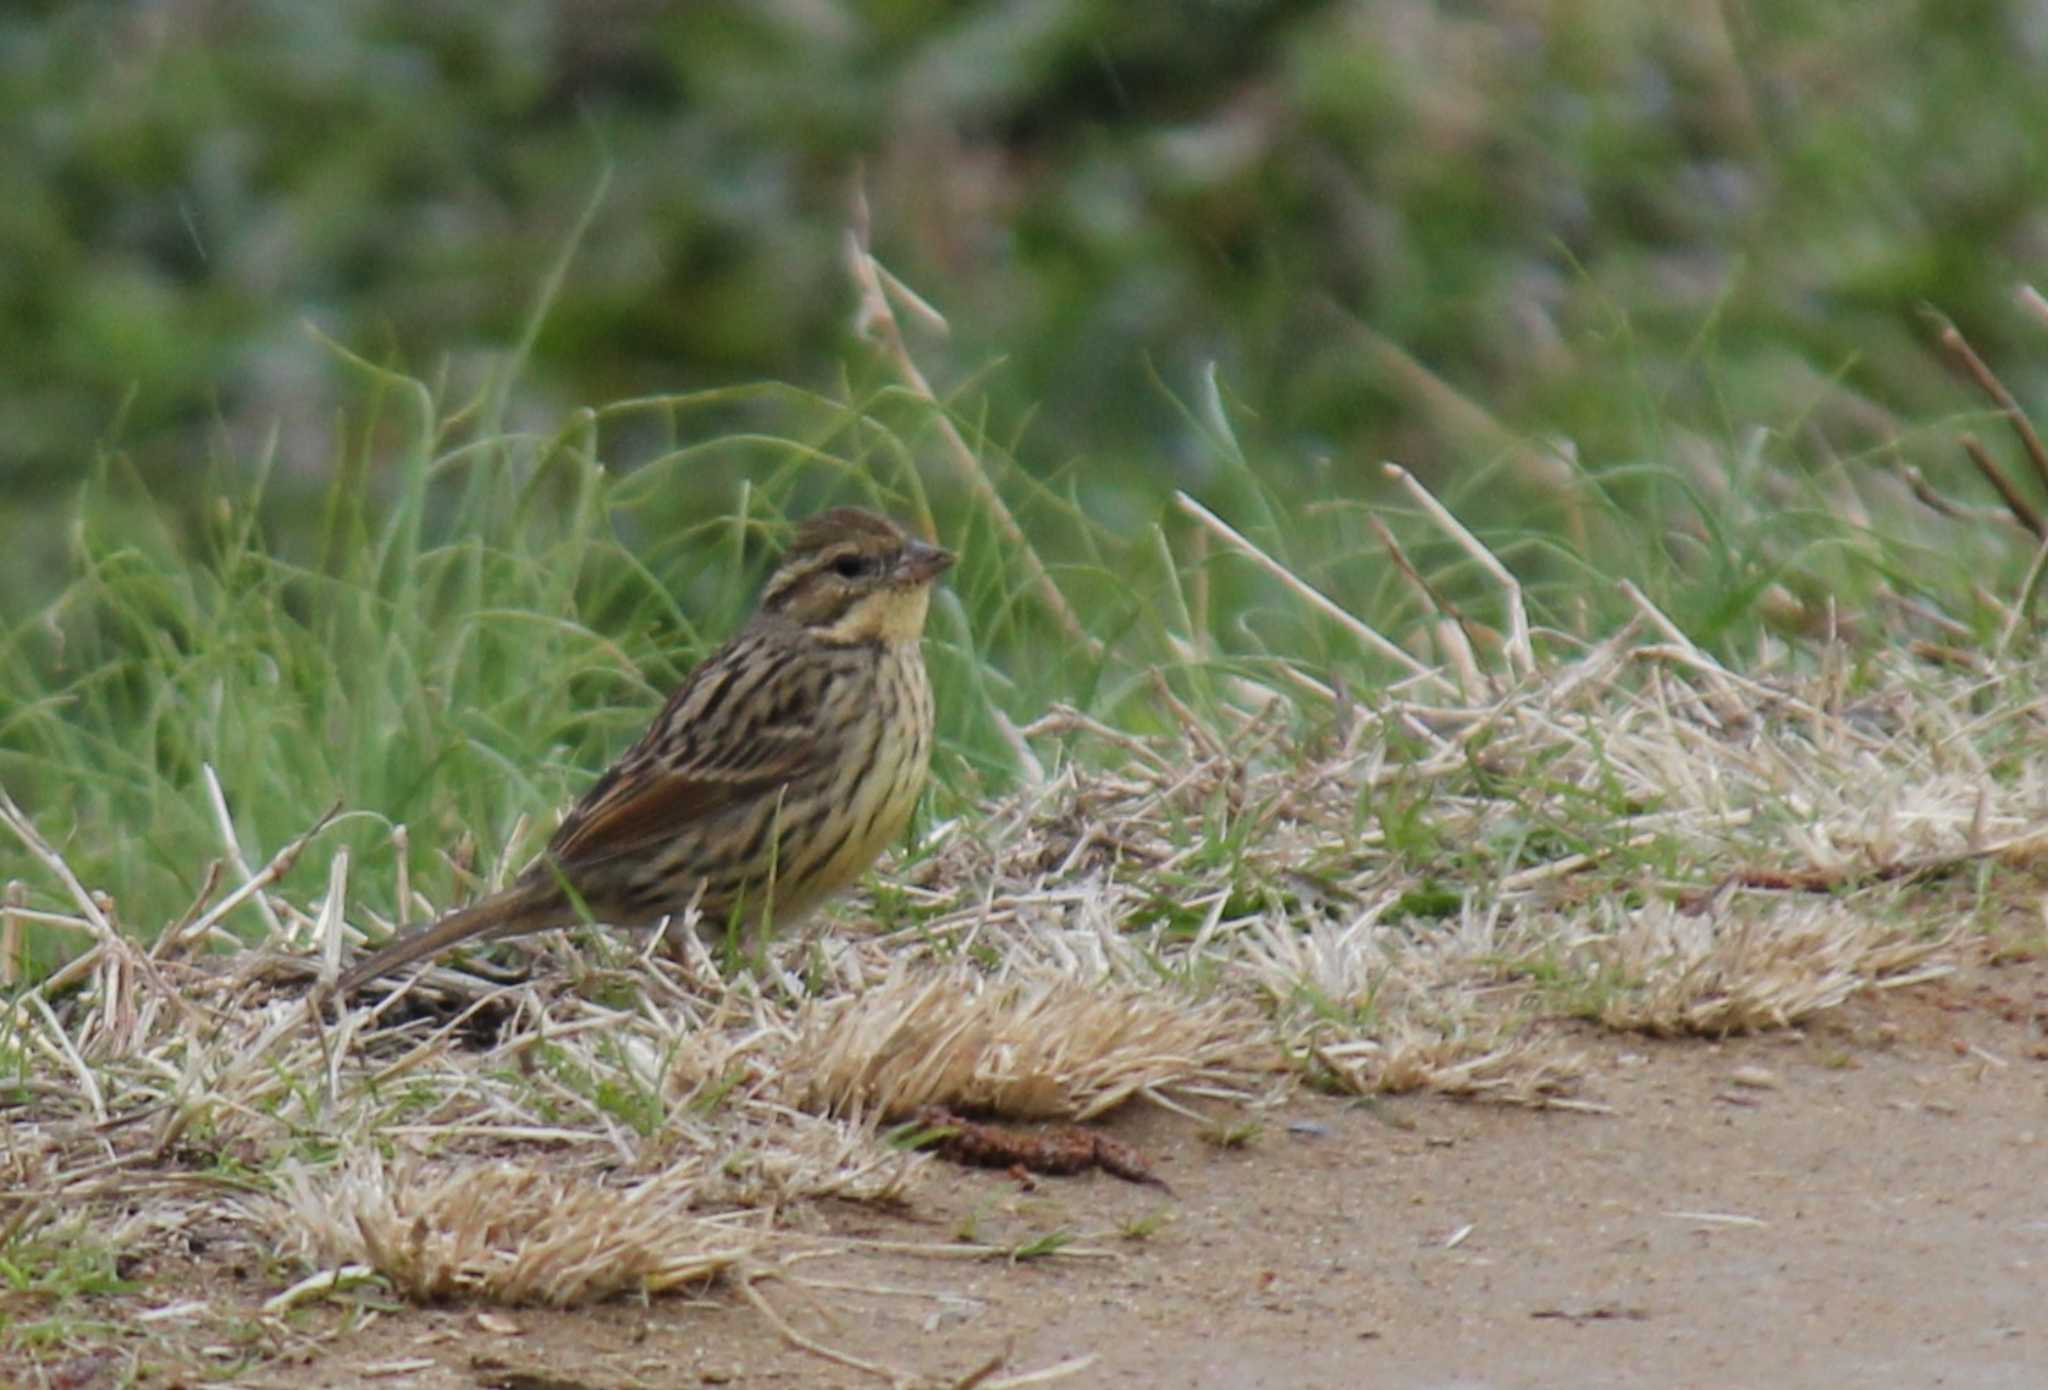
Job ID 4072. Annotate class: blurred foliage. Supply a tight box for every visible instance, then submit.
[9,0,2048,541]
[9,0,2048,940]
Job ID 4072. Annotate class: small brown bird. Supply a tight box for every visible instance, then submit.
[333,507,954,995]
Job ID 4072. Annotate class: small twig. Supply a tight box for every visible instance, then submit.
[950,1349,1013,1390]
[23,989,106,1121]
[1174,491,1453,692]
[392,824,412,930]
[33,942,106,996]
[1364,513,1495,699]
[200,764,284,939]
[1617,582,1748,725]
[1905,639,1985,672]
[1994,530,2048,660]
[159,801,343,955]
[157,861,226,960]
[737,1268,915,1387]
[1959,434,2045,539]
[1,879,24,987]
[989,709,1048,790]
[872,259,951,338]
[1678,825,2048,907]
[315,848,352,984]
[260,1264,381,1315]
[1899,462,1966,520]
[828,1235,1119,1262]
[1973,583,2015,629]
[0,782,116,943]
[1144,670,1226,763]
[1897,462,2013,528]
[2017,282,2048,333]
[1383,463,1536,679]
[1531,1305,1651,1323]
[981,1356,1101,1389]
[1366,512,1477,634]
[1663,1210,1768,1228]
[1018,706,1170,770]
[1424,619,1479,704]
[1931,310,2048,497]
[1880,589,1975,640]
[1498,848,1601,892]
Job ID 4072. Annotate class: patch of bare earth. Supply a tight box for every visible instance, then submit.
[14,955,2042,1390]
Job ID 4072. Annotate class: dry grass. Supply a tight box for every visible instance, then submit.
[1563,897,1954,1037]
[270,1153,761,1306]
[9,632,2033,1226]
[785,968,1280,1121]
[4,501,2045,1377]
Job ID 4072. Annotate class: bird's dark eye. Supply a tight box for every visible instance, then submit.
[832,553,873,580]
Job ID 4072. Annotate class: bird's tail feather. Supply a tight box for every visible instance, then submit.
[331,884,562,996]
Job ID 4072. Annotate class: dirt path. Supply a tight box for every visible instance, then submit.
[29,958,2048,1389]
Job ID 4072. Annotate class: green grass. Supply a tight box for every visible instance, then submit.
[0,1224,133,1304]
[0,1220,138,1357]
[1,338,2038,968]
[1006,1228,1079,1262]
[0,369,1040,954]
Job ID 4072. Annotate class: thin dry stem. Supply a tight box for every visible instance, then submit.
[1174,490,1452,692]
[1383,462,1536,679]
[200,762,285,940]
[159,798,342,957]
[1959,434,2046,539]
[0,781,117,943]
[1933,312,2048,497]
[845,188,1095,657]
[738,1270,917,1387]
[1996,532,2048,659]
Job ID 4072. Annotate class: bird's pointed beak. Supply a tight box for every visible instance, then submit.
[898,537,956,584]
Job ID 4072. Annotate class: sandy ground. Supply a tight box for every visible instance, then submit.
[20,956,2048,1390]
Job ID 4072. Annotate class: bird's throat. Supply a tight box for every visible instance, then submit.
[816,585,933,644]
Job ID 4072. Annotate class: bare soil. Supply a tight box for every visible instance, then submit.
[21,958,2048,1390]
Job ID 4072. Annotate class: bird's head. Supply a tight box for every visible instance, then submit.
[758,507,955,643]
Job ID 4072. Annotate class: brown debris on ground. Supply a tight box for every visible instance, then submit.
[909,1105,1170,1189]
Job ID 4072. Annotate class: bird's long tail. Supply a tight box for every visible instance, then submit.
[331,883,563,997]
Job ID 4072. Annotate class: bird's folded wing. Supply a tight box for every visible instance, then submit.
[544,722,823,869]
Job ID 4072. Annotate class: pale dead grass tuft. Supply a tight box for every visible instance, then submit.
[1565,898,1954,1037]
[1326,1023,1589,1105]
[271,1151,760,1306]
[691,1104,929,1207]
[784,966,1280,1121]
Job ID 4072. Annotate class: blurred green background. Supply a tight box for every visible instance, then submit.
[7,0,2048,946]
[11,0,2047,530]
